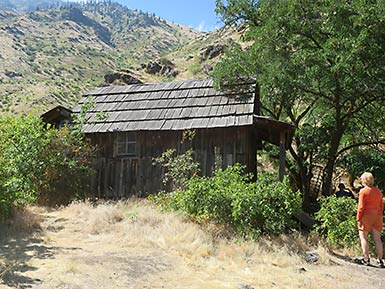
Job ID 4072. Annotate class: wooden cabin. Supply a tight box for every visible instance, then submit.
[41,105,72,128]
[73,78,295,198]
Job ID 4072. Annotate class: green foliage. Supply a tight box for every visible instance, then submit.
[214,0,385,200]
[153,148,200,191]
[153,129,200,191]
[314,196,358,248]
[0,114,95,220]
[339,148,385,191]
[154,164,302,238]
[37,126,95,206]
[0,200,11,224]
[0,114,50,217]
[71,96,96,133]
[188,58,202,75]
[232,172,302,237]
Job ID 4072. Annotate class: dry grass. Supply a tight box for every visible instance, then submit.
[61,201,125,234]
[1,200,385,289]
[0,207,43,238]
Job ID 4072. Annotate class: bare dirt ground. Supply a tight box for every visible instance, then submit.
[1,200,385,289]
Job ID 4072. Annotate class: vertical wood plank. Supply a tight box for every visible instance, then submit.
[119,159,124,197]
[279,131,286,182]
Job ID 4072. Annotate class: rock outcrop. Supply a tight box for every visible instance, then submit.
[103,71,143,85]
[200,43,226,62]
[142,59,178,78]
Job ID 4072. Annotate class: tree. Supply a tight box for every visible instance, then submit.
[214,0,385,204]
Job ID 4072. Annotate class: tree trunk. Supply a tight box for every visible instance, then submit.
[322,158,336,196]
[288,146,313,207]
[322,73,345,196]
[322,128,344,196]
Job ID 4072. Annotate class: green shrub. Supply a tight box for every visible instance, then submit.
[37,126,95,206]
[339,148,385,191]
[232,172,302,237]
[153,147,200,191]
[0,114,50,220]
[0,200,11,223]
[0,114,95,220]
[169,165,249,224]
[314,196,358,248]
[189,60,201,75]
[153,164,302,238]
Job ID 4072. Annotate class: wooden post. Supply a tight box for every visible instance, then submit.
[279,131,286,182]
[255,150,258,181]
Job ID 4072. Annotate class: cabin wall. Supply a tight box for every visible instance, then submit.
[88,126,258,198]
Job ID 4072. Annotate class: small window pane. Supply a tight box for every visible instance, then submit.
[118,134,126,142]
[117,143,126,155]
[127,132,135,142]
[116,132,136,156]
[127,143,136,155]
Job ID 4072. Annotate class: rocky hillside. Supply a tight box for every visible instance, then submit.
[0,0,62,13]
[0,1,238,114]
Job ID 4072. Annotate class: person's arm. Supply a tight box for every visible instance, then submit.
[356,189,366,222]
[347,190,355,199]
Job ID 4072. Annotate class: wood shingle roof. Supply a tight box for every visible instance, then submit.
[73,78,257,133]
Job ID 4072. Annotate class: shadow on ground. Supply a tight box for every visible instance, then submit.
[0,213,80,288]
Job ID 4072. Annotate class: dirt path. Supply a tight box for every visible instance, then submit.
[1,202,385,289]
[1,206,178,289]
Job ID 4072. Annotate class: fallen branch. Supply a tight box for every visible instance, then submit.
[0,261,17,280]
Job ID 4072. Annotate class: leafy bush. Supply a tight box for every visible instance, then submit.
[169,165,247,224]
[339,148,385,191]
[153,148,200,191]
[153,164,302,238]
[0,114,95,220]
[0,114,50,220]
[37,126,95,206]
[314,196,358,248]
[232,172,302,237]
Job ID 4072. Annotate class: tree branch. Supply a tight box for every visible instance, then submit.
[336,140,385,158]
[299,87,332,101]
[296,99,318,124]
[261,104,279,120]
[342,94,384,121]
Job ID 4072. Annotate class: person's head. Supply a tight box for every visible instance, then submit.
[338,183,345,190]
[360,172,374,186]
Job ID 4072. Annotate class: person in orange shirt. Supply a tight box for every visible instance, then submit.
[356,172,384,267]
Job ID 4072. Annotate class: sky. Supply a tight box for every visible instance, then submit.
[68,0,223,31]
[116,0,223,32]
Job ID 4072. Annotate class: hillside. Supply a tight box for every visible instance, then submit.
[0,0,63,13]
[0,1,235,114]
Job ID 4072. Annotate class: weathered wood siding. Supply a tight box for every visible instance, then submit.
[88,126,258,198]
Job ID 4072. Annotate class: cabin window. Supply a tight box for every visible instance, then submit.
[116,132,136,156]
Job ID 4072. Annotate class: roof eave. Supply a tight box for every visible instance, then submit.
[253,115,295,149]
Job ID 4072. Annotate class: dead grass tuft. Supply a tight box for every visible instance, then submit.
[0,207,43,238]
[61,201,125,234]
[114,200,215,260]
